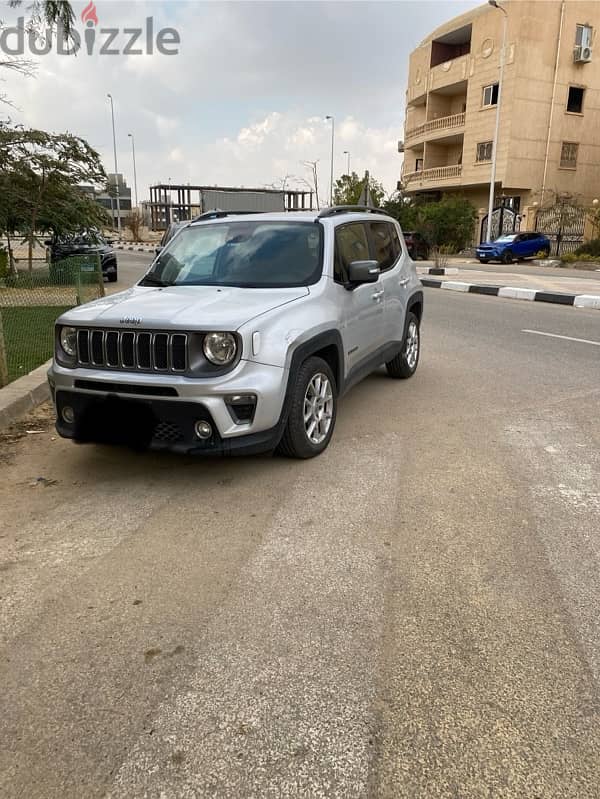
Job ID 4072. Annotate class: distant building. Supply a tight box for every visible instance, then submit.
[78,174,132,229]
[96,174,132,228]
[402,0,600,241]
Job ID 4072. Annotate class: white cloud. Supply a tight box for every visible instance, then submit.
[1,0,478,198]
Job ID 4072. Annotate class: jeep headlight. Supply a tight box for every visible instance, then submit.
[59,326,77,357]
[203,332,237,366]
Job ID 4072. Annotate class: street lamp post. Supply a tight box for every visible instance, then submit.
[343,150,350,175]
[128,133,139,208]
[485,0,508,242]
[325,115,335,205]
[107,93,121,234]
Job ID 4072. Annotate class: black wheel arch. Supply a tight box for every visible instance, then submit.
[287,329,344,394]
[407,290,424,323]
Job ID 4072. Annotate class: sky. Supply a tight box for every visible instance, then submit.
[2,0,479,203]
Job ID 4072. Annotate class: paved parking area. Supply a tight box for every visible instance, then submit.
[1,266,599,797]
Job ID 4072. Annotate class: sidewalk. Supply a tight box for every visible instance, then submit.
[417,265,600,296]
[417,266,600,310]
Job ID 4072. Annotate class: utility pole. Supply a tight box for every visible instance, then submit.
[325,115,335,205]
[343,150,350,175]
[128,133,139,208]
[485,1,508,242]
[107,93,121,234]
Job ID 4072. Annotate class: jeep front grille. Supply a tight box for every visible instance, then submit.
[76,329,188,372]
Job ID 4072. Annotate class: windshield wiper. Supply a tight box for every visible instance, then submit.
[139,275,171,287]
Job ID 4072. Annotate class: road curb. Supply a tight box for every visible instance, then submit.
[420,278,600,310]
[114,243,156,253]
[417,267,460,276]
[0,360,52,430]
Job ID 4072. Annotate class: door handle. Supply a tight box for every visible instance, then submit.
[371,290,384,301]
[399,277,410,286]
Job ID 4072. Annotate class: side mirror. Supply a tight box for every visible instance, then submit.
[106,239,115,246]
[348,260,380,285]
[155,245,163,255]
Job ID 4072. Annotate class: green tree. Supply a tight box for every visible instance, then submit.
[382,191,418,231]
[416,196,477,251]
[333,171,385,207]
[0,125,107,269]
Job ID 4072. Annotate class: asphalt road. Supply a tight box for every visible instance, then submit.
[1,261,599,798]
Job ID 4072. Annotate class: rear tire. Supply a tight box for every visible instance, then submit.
[386,312,420,379]
[107,272,118,283]
[277,357,337,459]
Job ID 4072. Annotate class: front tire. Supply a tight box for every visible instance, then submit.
[277,357,337,459]
[386,312,420,379]
[107,272,118,283]
[478,258,488,264]
[501,249,514,264]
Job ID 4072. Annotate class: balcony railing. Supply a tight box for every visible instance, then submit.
[403,164,462,185]
[405,112,465,143]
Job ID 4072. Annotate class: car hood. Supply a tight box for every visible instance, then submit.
[54,244,112,255]
[61,284,310,330]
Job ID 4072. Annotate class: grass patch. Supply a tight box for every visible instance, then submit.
[1,305,71,383]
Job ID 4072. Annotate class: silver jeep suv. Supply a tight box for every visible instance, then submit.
[49,206,423,458]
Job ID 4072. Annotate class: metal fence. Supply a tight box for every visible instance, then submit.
[0,256,104,386]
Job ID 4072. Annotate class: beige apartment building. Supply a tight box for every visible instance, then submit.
[402,0,600,240]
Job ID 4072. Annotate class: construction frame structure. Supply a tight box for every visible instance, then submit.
[148,184,315,231]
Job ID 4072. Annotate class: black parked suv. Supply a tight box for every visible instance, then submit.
[46,232,118,283]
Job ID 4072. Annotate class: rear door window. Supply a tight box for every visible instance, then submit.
[334,223,370,284]
[368,222,400,272]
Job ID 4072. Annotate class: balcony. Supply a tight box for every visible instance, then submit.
[403,164,462,186]
[405,112,465,144]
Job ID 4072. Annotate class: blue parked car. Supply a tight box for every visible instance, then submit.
[476,232,551,264]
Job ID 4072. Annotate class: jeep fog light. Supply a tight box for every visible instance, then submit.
[194,420,213,440]
[62,406,75,424]
[203,332,237,365]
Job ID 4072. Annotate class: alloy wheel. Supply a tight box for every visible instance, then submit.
[303,373,334,445]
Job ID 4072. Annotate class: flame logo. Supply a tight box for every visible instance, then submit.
[81,1,98,25]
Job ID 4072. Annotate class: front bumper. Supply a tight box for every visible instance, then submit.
[48,358,288,456]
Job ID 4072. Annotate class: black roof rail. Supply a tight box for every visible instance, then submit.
[192,210,267,222]
[317,205,392,219]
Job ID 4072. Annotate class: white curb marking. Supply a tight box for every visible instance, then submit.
[441,281,471,292]
[574,295,600,309]
[522,329,600,347]
[498,287,537,300]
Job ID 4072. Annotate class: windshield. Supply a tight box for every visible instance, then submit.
[494,234,517,243]
[58,232,105,246]
[140,221,323,288]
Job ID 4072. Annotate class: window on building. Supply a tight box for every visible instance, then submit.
[566,86,585,113]
[560,141,579,169]
[476,141,493,162]
[482,83,499,107]
[415,158,424,172]
[575,24,593,48]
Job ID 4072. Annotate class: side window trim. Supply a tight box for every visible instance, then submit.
[366,221,402,273]
[333,221,370,285]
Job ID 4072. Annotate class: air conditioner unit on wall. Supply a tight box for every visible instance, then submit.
[574,45,593,63]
